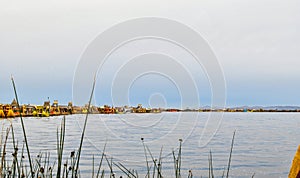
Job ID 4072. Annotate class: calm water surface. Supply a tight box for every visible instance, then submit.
[1,112,299,178]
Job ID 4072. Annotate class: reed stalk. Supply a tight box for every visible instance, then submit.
[226,130,236,178]
[100,169,105,178]
[178,139,182,177]
[75,76,96,176]
[11,76,34,177]
[1,127,10,177]
[221,167,225,178]
[172,150,177,177]
[141,138,150,178]
[96,143,107,178]
[188,170,193,178]
[20,141,25,177]
[146,145,162,177]
[172,139,183,178]
[56,116,66,177]
[105,154,114,178]
[157,146,163,178]
[92,155,95,178]
[11,124,20,177]
[113,162,137,178]
[209,150,214,178]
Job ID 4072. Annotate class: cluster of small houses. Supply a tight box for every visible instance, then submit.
[1,99,299,118]
[0,100,163,118]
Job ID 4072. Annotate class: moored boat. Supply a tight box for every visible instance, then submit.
[3,104,15,118]
[151,108,162,113]
[50,100,60,116]
[0,105,5,118]
[132,104,146,113]
[23,105,37,117]
[36,105,49,117]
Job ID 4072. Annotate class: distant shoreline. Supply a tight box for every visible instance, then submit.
[1,99,300,118]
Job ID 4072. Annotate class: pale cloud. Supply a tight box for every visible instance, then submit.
[0,0,299,105]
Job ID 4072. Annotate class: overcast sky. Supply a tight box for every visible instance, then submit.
[0,0,299,107]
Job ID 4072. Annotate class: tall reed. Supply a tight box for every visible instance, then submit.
[57,116,66,177]
[75,75,96,176]
[226,130,236,178]
[11,76,34,177]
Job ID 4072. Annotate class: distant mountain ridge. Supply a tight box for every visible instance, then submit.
[198,105,300,110]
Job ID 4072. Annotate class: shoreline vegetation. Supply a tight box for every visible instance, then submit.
[1,120,238,178]
[1,100,300,118]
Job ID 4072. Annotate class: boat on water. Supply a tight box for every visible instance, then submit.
[2,104,15,118]
[151,108,162,113]
[35,105,49,117]
[0,104,5,118]
[132,104,147,113]
[81,107,88,114]
[114,107,125,114]
[103,105,115,114]
[0,110,4,118]
[1,103,39,118]
[59,105,72,115]
[98,105,115,114]
[49,100,60,116]
[23,105,37,117]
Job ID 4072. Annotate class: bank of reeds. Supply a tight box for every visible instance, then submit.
[0,77,237,177]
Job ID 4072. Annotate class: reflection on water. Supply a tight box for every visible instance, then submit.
[1,113,299,177]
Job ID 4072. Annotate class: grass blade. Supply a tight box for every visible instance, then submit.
[11,123,21,177]
[1,127,10,177]
[146,145,162,178]
[96,142,107,178]
[105,154,114,178]
[11,76,34,177]
[209,150,214,178]
[178,139,182,177]
[141,138,150,178]
[56,116,66,177]
[226,130,236,178]
[113,162,137,178]
[221,167,225,178]
[172,150,177,178]
[75,75,96,176]
[92,155,95,178]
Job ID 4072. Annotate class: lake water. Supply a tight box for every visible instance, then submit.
[1,112,299,178]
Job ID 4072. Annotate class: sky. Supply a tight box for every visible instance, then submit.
[0,0,299,107]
